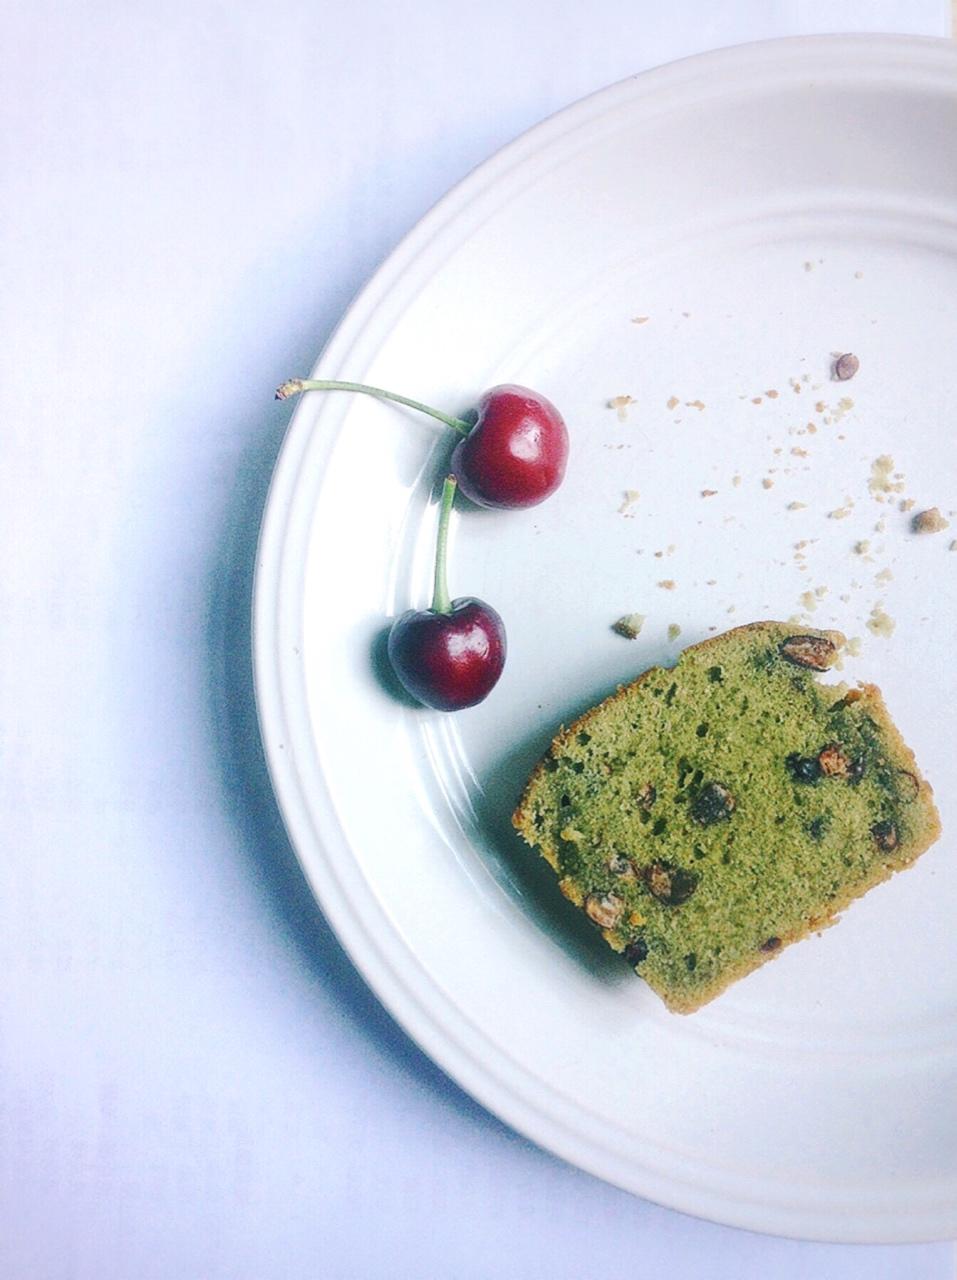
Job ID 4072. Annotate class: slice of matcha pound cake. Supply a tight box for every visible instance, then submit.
[513,622,941,1013]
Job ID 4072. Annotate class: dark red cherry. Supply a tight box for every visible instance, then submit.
[388,597,506,711]
[386,476,506,710]
[275,377,568,509]
[450,384,568,509]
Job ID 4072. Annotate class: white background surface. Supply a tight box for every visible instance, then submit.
[2,2,955,1276]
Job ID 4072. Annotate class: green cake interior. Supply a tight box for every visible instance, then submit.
[513,622,940,1012]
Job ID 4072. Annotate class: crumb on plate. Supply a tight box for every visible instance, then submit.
[869,455,904,498]
[608,394,634,421]
[612,613,645,640]
[867,604,896,638]
[912,507,949,534]
[832,353,859,381]
[828,500,854,520]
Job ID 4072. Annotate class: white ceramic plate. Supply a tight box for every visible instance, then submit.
[254,36,957,1242]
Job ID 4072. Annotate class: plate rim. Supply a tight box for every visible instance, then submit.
[253,33,957,1243]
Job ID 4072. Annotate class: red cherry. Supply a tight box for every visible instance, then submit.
[450,384,568,509]
[275,378,568,509]
[388,597,506,711]
[387,475,506,710]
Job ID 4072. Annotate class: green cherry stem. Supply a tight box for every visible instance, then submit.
[275,378,471,436]
[431,476,457,615]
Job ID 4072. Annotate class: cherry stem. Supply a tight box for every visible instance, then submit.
[275,378,471,436]
[431,476,457,615]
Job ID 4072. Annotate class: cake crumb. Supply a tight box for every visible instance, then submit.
[950,540,957,552]
[631,316,650,324]
[618,489,640,515]
[799,590,817,613]
[899,497,915,513]
[686,399,706,411]
[814,585,828,599]
[912,507,949,534]
[667,623,681,642]
[701,489,717,498]
[732,474,742,488]
[828,500,854,520]
[815,400,826,413]
[806,422,817,434]
[666,395,680,410]
[832,353,859,381]
[612,613,645,640]
[765,389,779,399]
[658,580,676,590]
[875,567,893,584]
[762,477,774,489]
[846,636,862,656]
[787,501,807,511]
[867,604,896,638]
[608,394,634,421]
[853,540,870,556]
[854,271,864,280]
[791,447,808,458]
[869,455,904,497]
